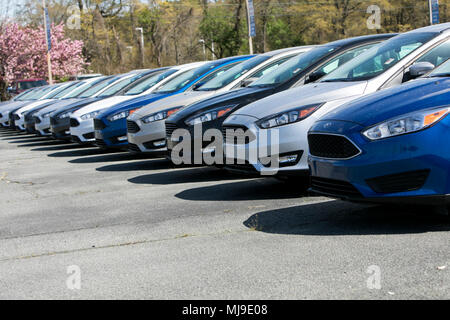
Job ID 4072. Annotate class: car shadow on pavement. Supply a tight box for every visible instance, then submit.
[69,151,154,164]
[243,201,450,235]
[48,147,120,158]
[8,137,51,144]
[16,140,72,147]
[31,143,87,152]
[170,174,308,199]
[96,158,173,172]
[128,167,244,185]
[2,134,41,140]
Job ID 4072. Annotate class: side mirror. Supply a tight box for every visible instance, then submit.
[241,78,258,87]
[305,70,326,84]
[409,62,435,79]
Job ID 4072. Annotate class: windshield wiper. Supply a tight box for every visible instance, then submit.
[429,73,450,78]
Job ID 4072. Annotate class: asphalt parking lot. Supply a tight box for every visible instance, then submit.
[0,127,448,299]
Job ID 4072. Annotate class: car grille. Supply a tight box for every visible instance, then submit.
[93,119,106,130]
[95,139,106,147]
[308,133,361,159]
[83,132,95,140]
[222,125,255,145]
[0,113,3,119]
[34,116,41,124]
[128,143,142,153]
[50,117,57,125]
[310,177,363,199]
[127,120,140,133]
[13,114,20,120]
[70,118,80,127]
[71,135,82,143]
[365,170,430,194]
[165,123,178,138]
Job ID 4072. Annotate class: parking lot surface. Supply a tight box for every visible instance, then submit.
[0,127,448,299]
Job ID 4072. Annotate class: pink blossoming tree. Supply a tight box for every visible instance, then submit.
[0,22,87,99]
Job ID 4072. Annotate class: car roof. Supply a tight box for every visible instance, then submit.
[322,33,397,48]
[407,22,450,34]
[260,46,316,57]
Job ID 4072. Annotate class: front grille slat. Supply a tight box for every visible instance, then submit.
[366,170,430,194]
[222,125,255,145]
[128,143,142,152]
[34,116,41,124]
[165,123,178,138]
[311,177,363,198]
[308,133,360,159]
[127,120,140,134]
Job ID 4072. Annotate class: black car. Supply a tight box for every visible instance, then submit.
[165,34,396,164]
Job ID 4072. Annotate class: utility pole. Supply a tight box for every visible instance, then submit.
[135,27,145,67]
[429,0,440,25]
[245,0,256,55]
[42,0,53,84]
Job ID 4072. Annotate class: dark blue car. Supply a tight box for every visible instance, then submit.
[308,59,450,211]
[93,55,254,148]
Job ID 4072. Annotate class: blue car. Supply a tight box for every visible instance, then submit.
[307,60,450,210]
[93,55,254,148]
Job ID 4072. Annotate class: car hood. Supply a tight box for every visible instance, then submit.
[34,99,81,116]
[232,81,368,120]
[16,99,56,114]
[320,77,450,127]
[0,100,32,113]
[167,86,270,122]
[50,97,101,117]
[72,95,134,117]
[131,91,213,119]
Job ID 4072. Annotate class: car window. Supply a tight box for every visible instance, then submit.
[429,58,450,77]
[51,82,84,99]
[321,32,437,82]
[123,69,177,96]
[197,62,241,85]
[316,43,377,75]
[77,76,119,98]
[416,39,450,67]
[249,46,337,87]
[197,55,270,91]
[251,56,294,79]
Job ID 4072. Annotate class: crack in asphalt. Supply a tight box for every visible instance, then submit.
[0,228,250,262]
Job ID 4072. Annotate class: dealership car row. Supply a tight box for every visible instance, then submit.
[1,23,450,215]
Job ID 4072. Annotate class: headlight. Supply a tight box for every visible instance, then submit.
[185,104,237,126]
[362,107,449,140]
[256,103,323,129]
[108,108,138,122]
[81,111,100,120]
[58,112,71,119]
[141,106,183,124]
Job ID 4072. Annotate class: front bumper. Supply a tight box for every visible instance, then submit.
[69,117,95,143]
[34,116,51,136]
[50,116,72,140]
[127,119,167,153]
[222,114,314,176]
[308,120,450,205]
[94,118,129,148]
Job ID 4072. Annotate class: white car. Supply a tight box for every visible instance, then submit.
[33,77,109,135]
[69,62,205,143]
[127,47,314,153]
[223,23,450,178]
[2,84,68,128]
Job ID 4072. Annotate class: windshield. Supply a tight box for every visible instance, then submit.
[249,46,337,87]
[198,56,270,91]
[154,63,222,94]
[51,81,84,99]
[321,32,438,82]
[429,59,450,77]
[63,78,108,98]
[45,83,76,99]
[15,89,39,101]
[99,72,149,97]
[123,70,176,96]
[31,86,57,99]
[77,76,119,98]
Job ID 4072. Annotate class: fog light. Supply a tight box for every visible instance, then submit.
[65,130,70,134]
[279,154,298,164]
[153,140,166,147]
[117,136,128,142]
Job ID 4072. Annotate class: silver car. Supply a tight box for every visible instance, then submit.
[223,23,450,178]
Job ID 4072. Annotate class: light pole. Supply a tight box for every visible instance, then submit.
[199,39,206,61]
[42,0,53,84]
[135,27,145,67]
